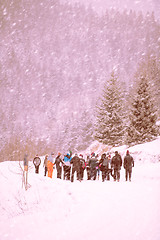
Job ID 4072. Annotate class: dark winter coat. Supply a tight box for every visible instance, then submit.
[33,156,41,167]
[54,156,63,169]
[43,156,48,167]
[89,157,98,169]
[124,154,134,170]
[111,153,122,170]
[70,156,81,169]
[99,155,109,168]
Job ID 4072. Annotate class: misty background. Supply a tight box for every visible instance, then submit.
[0,0,160,159]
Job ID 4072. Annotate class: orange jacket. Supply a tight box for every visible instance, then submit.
[47,160,54,171]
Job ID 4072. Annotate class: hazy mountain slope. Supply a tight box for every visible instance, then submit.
[62,0,160,21]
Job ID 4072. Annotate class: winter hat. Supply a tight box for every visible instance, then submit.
[91,152,95,157]
[79,154,83,157]
[126,150,129,155]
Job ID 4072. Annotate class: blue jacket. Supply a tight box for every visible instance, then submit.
[64,154,72,163]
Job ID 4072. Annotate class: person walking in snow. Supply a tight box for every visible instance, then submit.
[79,154,86,180]
[54,152,64,179]
[63,151,72,180]
[106,153,112,180]
[33,154,41,174]
[70,154,81,182]
[99,153,108,182]
[111,151,122,182]
[99,153,112,181]
[89,152,99,180]
[86,155,91,180]
[43,154,48,176]
[47,152,55,178]
[123,150,134,181]
[96,154,100,180]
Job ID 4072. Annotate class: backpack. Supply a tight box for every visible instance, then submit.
[114,155,122,168]
[103,158,108,167]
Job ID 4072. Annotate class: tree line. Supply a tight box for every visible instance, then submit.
[0,0,160,161]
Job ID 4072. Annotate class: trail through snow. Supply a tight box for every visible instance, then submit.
[0,160,160,240]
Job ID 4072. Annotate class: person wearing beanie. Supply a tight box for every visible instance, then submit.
[99,153,107,182]
[43,154,48,176]
[89,152,99,180]
[54,152,64,179]
[79,154,86,181]
[99,153,112,181]
[47,152,55,178]
[124,150,134,181]
[63,151,72,180]
[111,151,122,182]
[70,154,81,182]
[86,155,91,180]
[33,154,41,174]
[91,152,95,157]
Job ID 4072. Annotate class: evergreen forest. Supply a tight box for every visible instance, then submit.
[0,0,160,160]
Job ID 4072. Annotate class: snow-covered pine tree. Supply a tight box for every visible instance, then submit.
[137,56,160,114]
[94,72,125,146]
[127,73,158,145]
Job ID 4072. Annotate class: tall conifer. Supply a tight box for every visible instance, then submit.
[94,72,125,146]
[127,73,158,145]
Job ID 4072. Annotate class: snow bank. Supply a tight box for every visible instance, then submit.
[0,138,160,240]
[85,137,160,163]
[127,137,160,163]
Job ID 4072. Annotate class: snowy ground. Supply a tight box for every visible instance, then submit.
[0,139,160,240]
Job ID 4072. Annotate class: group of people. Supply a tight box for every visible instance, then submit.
[32,150,134,182]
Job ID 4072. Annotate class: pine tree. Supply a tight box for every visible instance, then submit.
[127,74,158,145]
[137,56,160,114]
[94,72,125,146]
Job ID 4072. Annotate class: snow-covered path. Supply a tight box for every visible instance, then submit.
[0,161,160,240]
